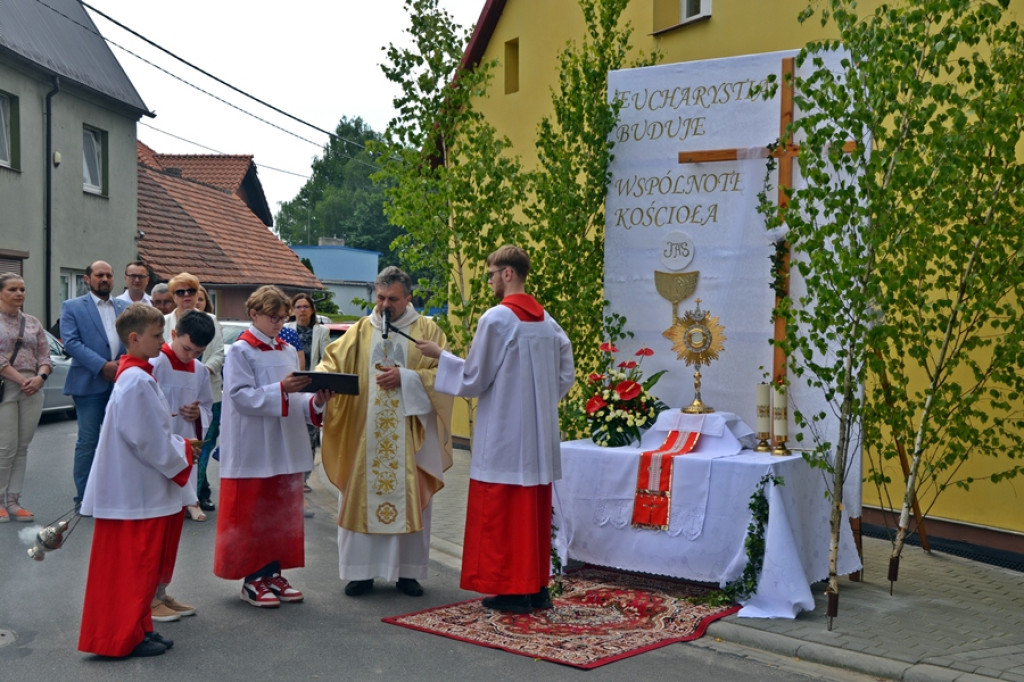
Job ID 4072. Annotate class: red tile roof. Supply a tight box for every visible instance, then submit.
[137,144,320,290]
[136,143,273,226]
[150,153,254,194]
[137,141,161,169]
[461,0,504,70]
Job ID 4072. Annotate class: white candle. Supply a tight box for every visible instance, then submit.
[772,384,788,440]
[756,383,771,434]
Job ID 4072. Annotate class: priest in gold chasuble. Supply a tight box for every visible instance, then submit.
[318,267,453,597]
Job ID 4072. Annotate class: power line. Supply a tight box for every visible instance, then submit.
[35,0,384,176]
[139,122,311,179]
[79,0,372,154]
[33,0,326,148]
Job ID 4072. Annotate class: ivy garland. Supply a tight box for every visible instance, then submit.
[550,518,565,597]
[692,473,784,607]
[553,474,784,605]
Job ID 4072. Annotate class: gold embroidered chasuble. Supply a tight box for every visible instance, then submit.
[318,312,453,534]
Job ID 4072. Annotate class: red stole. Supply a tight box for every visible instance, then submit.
[115,354,153,381]
[239,329,284,351]
[160,343,195,372]
[501,293,544,322]
[631,430,701,530]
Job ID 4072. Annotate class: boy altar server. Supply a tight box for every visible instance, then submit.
[79,303,196,658]
[214,286,331,607]
[148,310,216,622]
[417,245,574,614]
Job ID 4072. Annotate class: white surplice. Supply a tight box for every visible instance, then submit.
[435,304,575,486]
[150,348,213,506]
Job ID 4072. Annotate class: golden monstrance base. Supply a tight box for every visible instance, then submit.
[682,397,715,414]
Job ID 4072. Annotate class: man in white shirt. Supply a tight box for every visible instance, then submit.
[114,261,152,305]
[60,261,130,502]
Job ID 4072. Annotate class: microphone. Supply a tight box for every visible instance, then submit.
[382,309,391,339]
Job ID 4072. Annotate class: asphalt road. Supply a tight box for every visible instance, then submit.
[0,415,884,681]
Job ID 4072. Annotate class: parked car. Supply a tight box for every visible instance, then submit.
[325,322,352,342]
[219,320,249,346]
[42,331,75,417]
[222,319,351,351]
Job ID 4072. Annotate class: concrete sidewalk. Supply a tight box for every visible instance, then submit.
[391,447,1024,682]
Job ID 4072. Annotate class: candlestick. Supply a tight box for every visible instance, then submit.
[755,383,771,452]
[772,384,791,455]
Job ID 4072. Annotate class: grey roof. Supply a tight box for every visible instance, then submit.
[0,0,150,117]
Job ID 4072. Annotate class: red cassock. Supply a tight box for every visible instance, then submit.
[460,481,552,595]
[79,514,179,657]
[213,474,304,579]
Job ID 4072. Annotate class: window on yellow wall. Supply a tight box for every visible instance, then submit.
[653,0,711,34]
[505,38,519,94]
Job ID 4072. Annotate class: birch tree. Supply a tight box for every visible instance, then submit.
[765,0,1024,626]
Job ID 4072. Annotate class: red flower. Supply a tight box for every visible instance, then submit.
[586,396,608,414]
[618,360,637,369]
[599,342,619,353]
[615,380,642,401]
[635,347,654,357]
[587,373,605,383]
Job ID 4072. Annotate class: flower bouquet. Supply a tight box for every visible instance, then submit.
[581,342,670,447]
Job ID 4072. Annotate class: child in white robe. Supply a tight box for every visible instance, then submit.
[79,303,195,658]
[148,310,215,623]
[213,286,331,607]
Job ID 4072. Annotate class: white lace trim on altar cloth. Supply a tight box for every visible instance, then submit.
[592,456,712,540]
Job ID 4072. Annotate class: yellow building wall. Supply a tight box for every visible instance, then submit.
[462,0,1023,535]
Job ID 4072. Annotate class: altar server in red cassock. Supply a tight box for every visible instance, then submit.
[417,245,574,614]
[213,286,331,608]
[79,303,194,658]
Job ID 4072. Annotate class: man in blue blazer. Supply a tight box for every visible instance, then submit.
[60,261,130,502]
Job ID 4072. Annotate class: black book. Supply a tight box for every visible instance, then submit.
[293,371,359,395]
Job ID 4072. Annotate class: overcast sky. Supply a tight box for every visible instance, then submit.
[83,0,485,216]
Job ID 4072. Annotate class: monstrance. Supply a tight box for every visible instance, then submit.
[662,299,726,414]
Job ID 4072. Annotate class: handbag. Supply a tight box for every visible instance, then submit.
[1,313,27,402]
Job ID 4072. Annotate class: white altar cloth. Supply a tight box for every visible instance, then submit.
[553,433,862,618]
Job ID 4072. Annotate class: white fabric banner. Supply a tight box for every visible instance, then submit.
[604,49,862,515]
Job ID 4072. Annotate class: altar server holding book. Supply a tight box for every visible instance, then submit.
[213,286,330,608]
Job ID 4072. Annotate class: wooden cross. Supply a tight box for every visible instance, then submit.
[677,57,798,384]
[677,57,858,381]
[676,57,925,565]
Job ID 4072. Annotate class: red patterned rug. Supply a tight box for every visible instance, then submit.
[382,567,739,669]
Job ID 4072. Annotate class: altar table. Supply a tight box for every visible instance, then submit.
[552,437,862,618]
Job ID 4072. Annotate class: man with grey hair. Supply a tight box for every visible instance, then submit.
[150,283,174,315]
[318,266,454,598]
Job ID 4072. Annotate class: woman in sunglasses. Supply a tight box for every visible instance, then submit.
[164,273,224,523]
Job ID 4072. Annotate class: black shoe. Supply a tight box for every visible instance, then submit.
[396,578,423,597]
[530,587,553,610]
[199,498,216,512]
[344,579,374,597]
[129,638,167,657]
[481,594,532,614]
[145,631,174,650]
